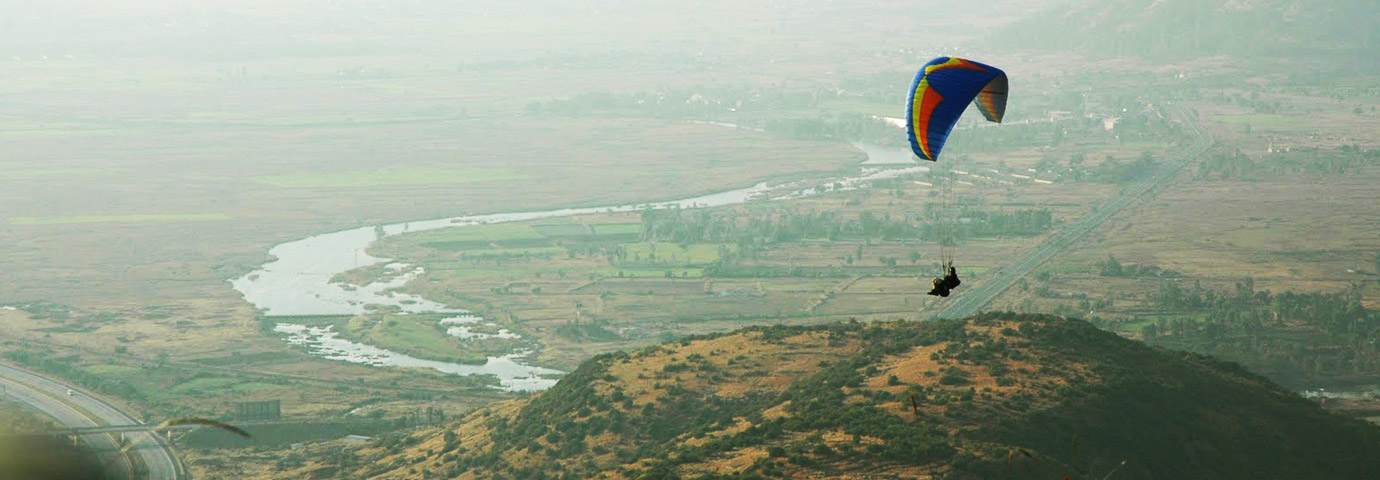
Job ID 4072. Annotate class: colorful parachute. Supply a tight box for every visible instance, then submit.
[906,57,1008,161]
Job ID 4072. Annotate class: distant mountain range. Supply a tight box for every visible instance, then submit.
[993,0,1379,60]
[350,313,1380,480]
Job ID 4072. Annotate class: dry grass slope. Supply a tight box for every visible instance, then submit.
[309,313,1380,480]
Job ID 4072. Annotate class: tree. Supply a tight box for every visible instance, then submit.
[1068,153,1085,170]
[1141,323,1160,339]
[1099,254,1124,276]
[444,430,460,452]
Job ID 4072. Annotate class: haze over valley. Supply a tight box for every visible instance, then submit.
[1,1,1378,479]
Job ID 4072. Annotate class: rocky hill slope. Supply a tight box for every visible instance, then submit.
[332,313,1380,479]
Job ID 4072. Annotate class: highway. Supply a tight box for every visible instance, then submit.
[934,105,1210,319]
[0,364,182,480]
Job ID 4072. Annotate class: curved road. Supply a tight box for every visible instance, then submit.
[934,104,1210,319]
[0,364,182,480]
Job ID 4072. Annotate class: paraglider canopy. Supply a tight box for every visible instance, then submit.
[906,57,1008,161]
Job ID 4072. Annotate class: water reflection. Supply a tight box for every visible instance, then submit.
[1300,385,1380,400]
[274,324,561,391]
[855,142,920,165]
[440,315,522,340]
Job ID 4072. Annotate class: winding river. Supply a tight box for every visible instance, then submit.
[231,145,924,391]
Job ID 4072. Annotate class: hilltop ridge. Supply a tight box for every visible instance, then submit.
[309,313,1380,480]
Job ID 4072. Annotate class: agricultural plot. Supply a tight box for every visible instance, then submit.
[7,213,231,225]
[574,279,707,295]
[405,223,551,251]
[591,222,642,236]
[255,167,526,188]
[620,243,729,266]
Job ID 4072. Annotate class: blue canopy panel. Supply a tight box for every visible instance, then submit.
[906,57,1008,161]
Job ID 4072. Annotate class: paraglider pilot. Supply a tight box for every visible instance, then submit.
[927,264,961,297]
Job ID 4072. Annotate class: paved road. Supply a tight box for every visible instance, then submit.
[0,364,182,480]
[934,105,1210,319]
